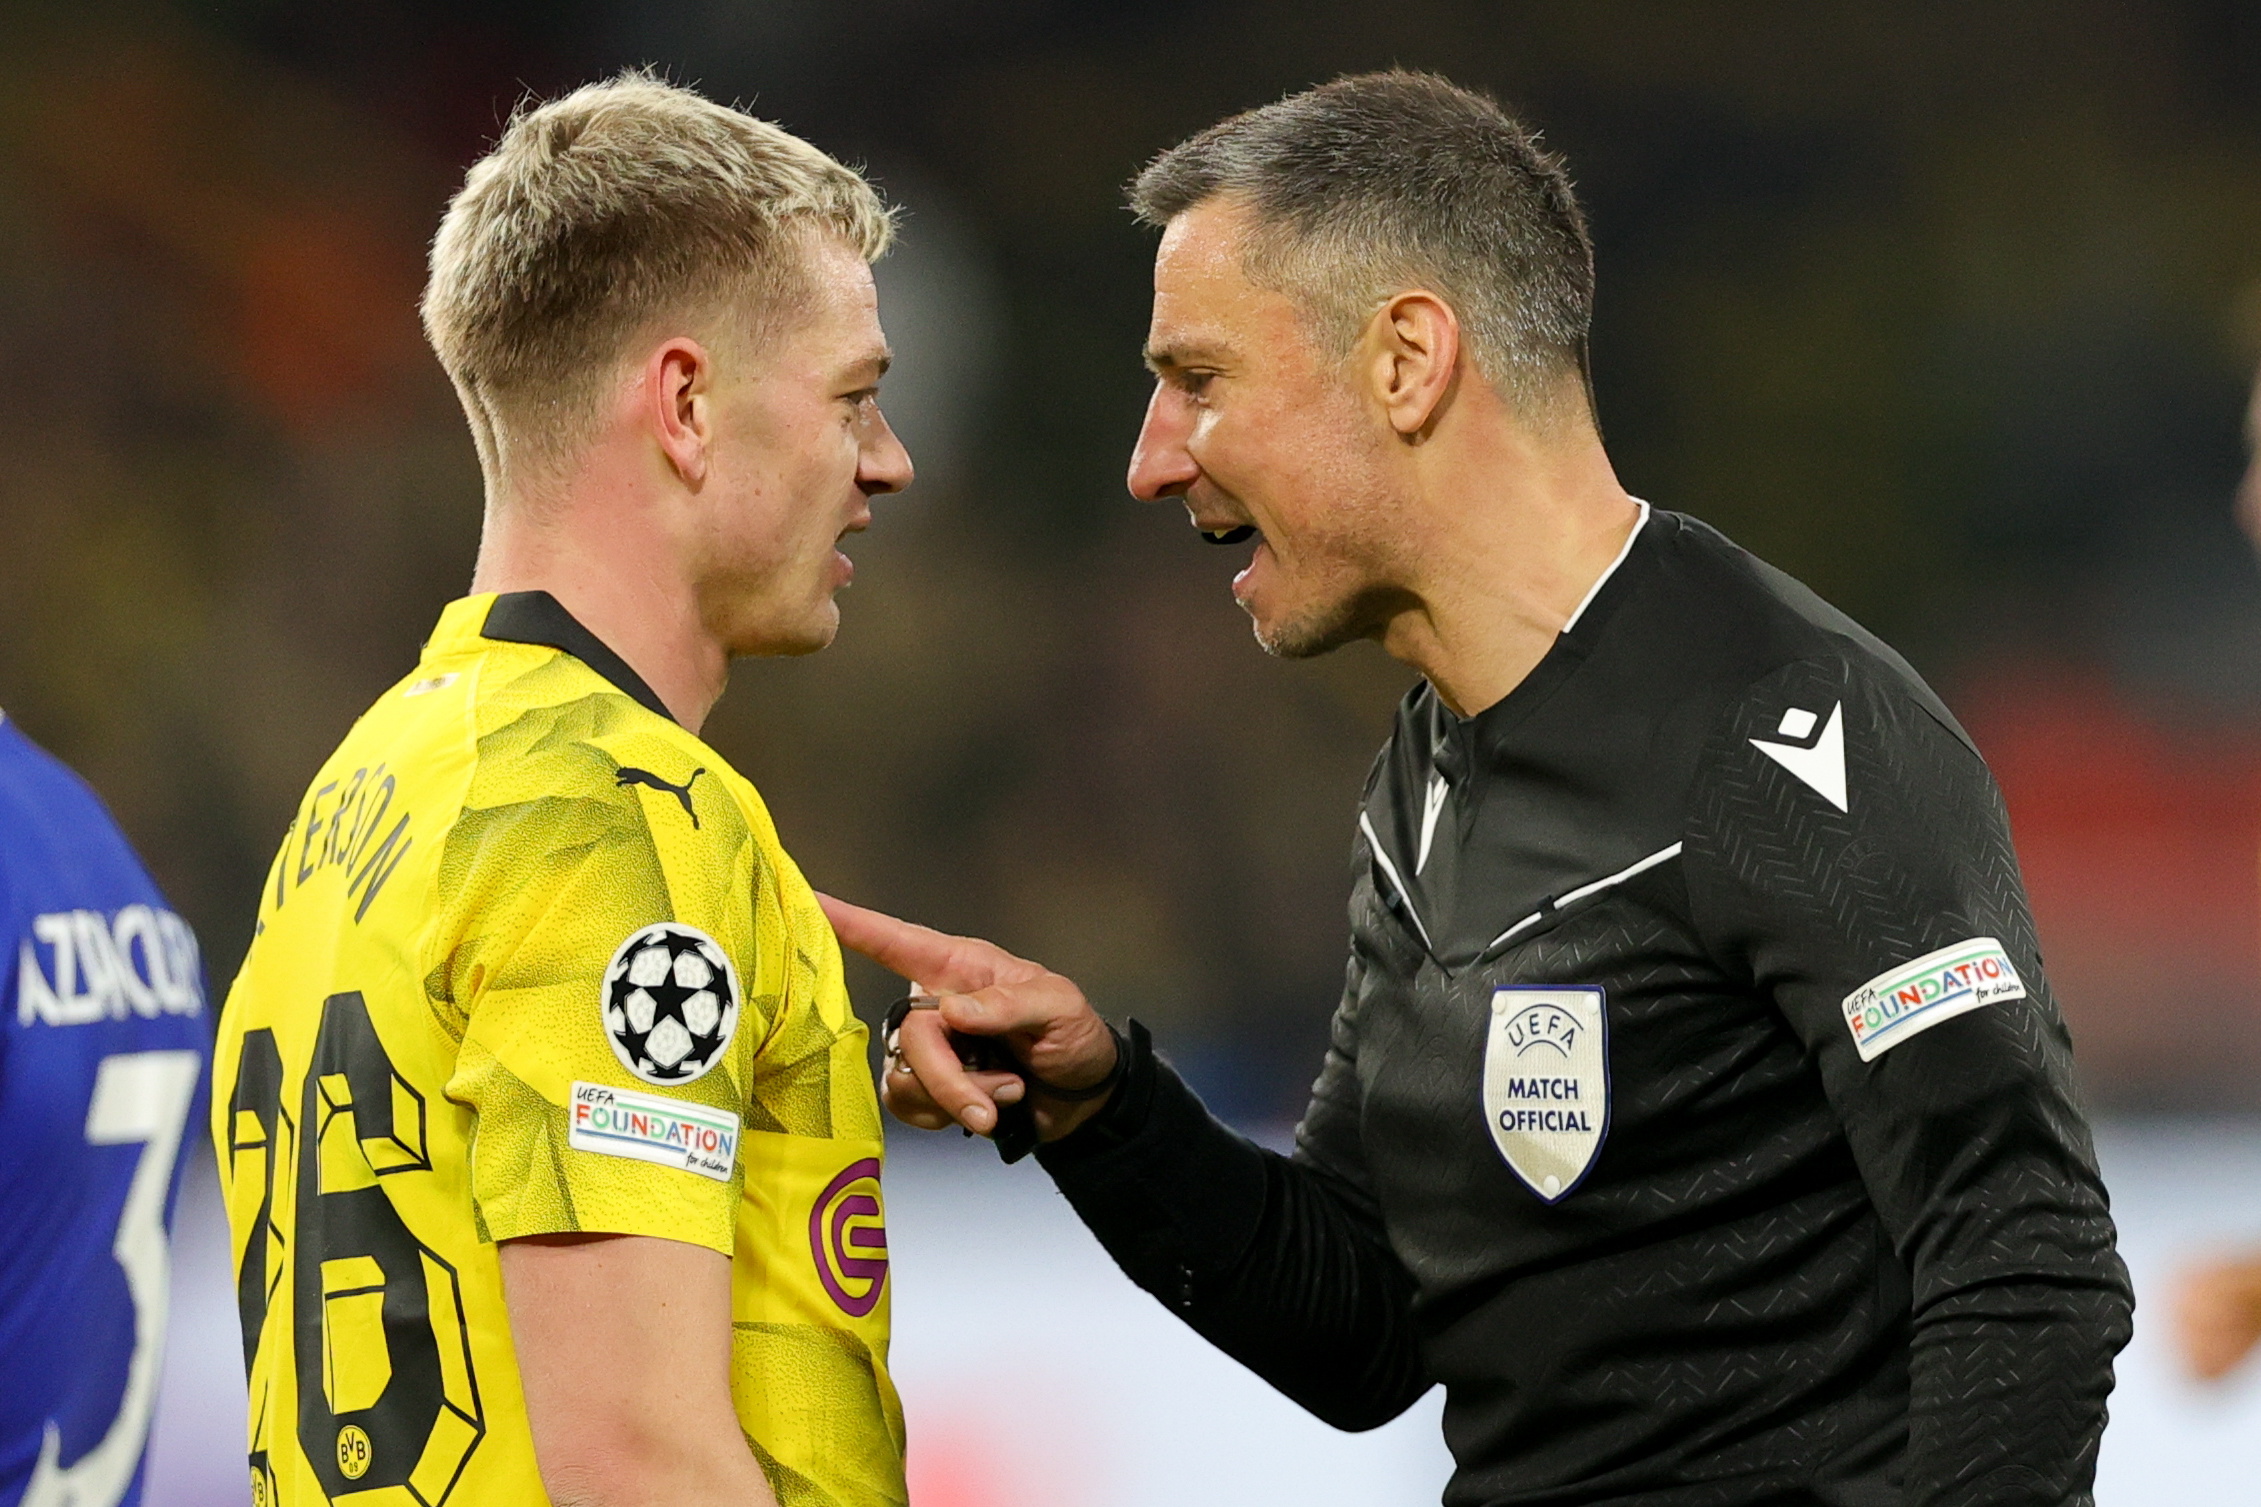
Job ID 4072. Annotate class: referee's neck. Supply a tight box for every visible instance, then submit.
[1378,411,1638,721]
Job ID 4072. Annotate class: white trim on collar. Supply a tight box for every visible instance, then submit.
[1561,497,1651,635]
[1359,811,1433,952]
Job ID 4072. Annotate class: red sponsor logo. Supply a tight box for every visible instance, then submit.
[810,1157,887,1317]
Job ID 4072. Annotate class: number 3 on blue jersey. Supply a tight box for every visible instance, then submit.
[21,1051,202,1507]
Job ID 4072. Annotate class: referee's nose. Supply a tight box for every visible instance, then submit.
[1127,383,1199,502]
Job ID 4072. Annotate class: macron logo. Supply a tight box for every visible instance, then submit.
[1749,703,1847,812]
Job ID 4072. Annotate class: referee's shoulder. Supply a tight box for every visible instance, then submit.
[1649,511,1964,736]
[1646,519,1980,777]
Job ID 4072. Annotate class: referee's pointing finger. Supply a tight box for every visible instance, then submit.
[818,893,997,992]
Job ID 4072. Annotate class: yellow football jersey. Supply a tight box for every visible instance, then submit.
[212,591,903,1507]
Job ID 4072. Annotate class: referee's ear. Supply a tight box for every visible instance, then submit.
[1367,289,1462,442]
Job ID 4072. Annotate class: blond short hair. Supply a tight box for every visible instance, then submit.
[422,71,894,484]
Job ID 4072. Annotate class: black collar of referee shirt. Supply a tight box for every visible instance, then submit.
[480,590,677,725]
[1423,506,1667,762]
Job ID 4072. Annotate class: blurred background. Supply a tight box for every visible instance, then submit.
[9,0,2261,1502]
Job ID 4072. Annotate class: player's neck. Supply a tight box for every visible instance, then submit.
[470,461,728,734]
[1377,408,1638,720]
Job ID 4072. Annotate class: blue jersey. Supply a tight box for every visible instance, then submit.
[0,715,209,1507]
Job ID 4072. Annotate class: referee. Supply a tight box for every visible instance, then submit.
[828,71,2131,1506]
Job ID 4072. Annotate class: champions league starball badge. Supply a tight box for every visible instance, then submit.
[1482,986,1609,1203]
[599,923,740,1085]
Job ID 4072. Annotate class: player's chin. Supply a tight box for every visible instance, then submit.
[731,600,840,659]
[777,609,842,657]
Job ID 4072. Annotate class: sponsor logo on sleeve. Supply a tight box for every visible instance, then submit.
[1841,937,2025,1062]
[599,923,740,1085]
[810,1158,888,1318]
[1481,987,1609,1203]
[1748,702,1848,812]
[566,1081,738,1182]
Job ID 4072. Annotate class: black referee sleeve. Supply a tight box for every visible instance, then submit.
[1685,653,2132,1507]
[1035,1022,1432,1430]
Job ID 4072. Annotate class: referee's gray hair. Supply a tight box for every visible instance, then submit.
[423,69,894,488]
[1129,71,1594,419]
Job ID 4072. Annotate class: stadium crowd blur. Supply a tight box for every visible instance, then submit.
[7,0,2261,1130]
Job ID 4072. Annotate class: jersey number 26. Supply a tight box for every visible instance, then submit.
[228,993,484,1504]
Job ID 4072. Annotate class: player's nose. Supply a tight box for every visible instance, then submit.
[859,405,914,497]
[1127,384,1198,503]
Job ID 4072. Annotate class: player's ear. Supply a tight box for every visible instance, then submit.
[1364,290,1461,440]
[647,337,714,485]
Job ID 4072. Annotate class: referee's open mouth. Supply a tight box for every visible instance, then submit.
[1191,515,1270,604]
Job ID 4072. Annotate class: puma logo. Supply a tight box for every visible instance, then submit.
[615,765,706,827]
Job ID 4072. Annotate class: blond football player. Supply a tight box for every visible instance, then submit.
[212,74,913,1506]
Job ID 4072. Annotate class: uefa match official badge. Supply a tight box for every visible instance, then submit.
[1483,987,1609,1203]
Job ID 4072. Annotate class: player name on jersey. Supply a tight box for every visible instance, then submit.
[16,906,204,1025]
[272,760,418,926]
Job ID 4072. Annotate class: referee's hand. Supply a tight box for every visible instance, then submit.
[819,894,1122,1143]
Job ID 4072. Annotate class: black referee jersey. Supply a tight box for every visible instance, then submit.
[1036,506,2131,1507]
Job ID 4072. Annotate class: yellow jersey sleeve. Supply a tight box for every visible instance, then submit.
[431,688,769,1256]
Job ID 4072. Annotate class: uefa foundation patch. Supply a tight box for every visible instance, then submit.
[1841,938,2024,1062]
[567,1081,739,1182]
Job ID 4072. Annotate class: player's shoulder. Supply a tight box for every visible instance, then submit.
[0,714,154,899]
[453,678,756,884]
[0,714,208,1031]
[442,619,744,843]
[0,714,119,840]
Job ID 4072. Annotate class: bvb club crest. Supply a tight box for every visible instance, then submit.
[1482,986,1609,1203]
